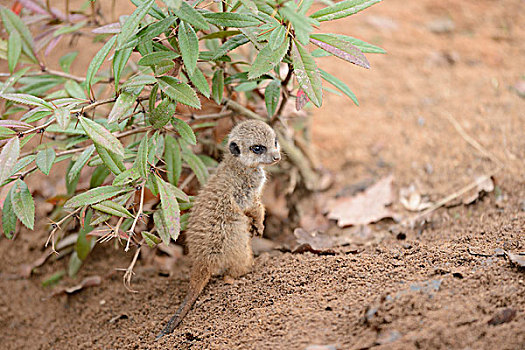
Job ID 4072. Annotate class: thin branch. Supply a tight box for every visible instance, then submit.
[409,166,503,223]
[41,68,85,83]
[445,114,504,167]
[126,182,146,252]
[121,244,142,293]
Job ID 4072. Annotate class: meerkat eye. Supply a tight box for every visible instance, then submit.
[274,138,278,148]
[249,145,266,155]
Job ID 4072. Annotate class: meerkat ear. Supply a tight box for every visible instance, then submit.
[229,142,240,156]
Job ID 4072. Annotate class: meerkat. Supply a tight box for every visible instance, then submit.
[156,120,281,339]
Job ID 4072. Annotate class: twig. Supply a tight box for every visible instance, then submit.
[410,166,503,223]
[222,98,265,121]
[41,68,85,83]
[45,208,82,253]
[445,114,503,166]
[120,244,142,293]
[126,182,145,252]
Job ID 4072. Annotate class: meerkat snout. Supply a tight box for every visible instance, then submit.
[228,120,281,167]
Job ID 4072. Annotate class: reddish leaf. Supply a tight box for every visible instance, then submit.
[296,89,309,111]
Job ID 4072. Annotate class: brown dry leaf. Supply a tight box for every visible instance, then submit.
[504,251,525,268]
[463,175,494,205]
[488,308,517,325]
[294,228,336,251]
[328,175,395,227]
[19,250,53,278]
[51,275,101,296]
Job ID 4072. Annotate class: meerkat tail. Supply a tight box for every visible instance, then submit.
[156,265,211,339]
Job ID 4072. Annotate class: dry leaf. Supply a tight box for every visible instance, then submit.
[294,228,336,251]
[328,175,395,227]
[463,175,494,205]
[488,308,517,325]
[399,184,432,212]
[19,250,52,278]
[51,275,101,296]
[505,251,525,268]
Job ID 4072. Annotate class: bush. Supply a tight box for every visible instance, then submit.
[0,0,384,278]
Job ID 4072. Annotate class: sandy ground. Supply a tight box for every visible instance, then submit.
[0,0,524,349]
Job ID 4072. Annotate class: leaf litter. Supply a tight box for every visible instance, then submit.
[327,175,395,227]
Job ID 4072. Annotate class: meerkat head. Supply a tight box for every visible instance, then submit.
[227,120,281,167]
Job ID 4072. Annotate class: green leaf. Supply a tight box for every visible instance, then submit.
[330,34,386,53]
[108,91,136,124]
[156,176,181,243]
[54,107,71,130]
[90,165,111,188]
[121,75,157,89]
[10,179,34,230]
[311,0,382,22]
[137,51,179,66]
[212,34,249,60]
[64,80,86,99]
[202,12,260,28]
[133,136,149,178]
[7,31,21,73]
[149,98,176,129]
[130,0,166,20]
[320,69,358,106]
[0,137,20,185]
[0,93,53,110]
[92,200,133,218]
[280,3,316,45]
[310,33,370,68]
[212,69,224,104]
[239,0,258,14]
[76,210,94,261]
[172,118,196,145]
[64,186,129,209]
[157,76,201,109]
[79,116,124,157]
[68,145,95,183]
[35,148,56,175]
[164,135,182,185]
[85,35,117,94]
[291,40,323,107]
[0,7,37,62]
[188,68,211,98]
[42,270,65,287]
[265,79,281,117]
[9,154,35,179]
[68,251,83,277]
[0,67,30,95]
[95,144,126,175]
[113,48,133,90]
[154,210,170,245]
[182,150,209,185]
[173,1,209,31]
[269,25,286,51]
[248,38,289,80]
[117,0,156,49]
[2,187,16,239]
[113,167,141,186]
[142,231,161,247]
[59,52,78,73]
[200,30,241,40]
[178,21,199,75]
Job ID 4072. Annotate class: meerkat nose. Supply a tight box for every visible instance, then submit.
[272,154,281,162]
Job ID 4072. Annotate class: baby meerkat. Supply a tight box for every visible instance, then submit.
[157,120,281,338]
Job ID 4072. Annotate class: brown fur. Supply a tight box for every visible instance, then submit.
[157,120,281,338]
